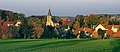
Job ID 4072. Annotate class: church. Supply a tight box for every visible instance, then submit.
[46,9,59,27]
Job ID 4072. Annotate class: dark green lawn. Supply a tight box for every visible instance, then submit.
[0,39,120,52]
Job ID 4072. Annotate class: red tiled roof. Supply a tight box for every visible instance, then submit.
[61,18,70,21]
[3,22,14,26]
[74,28,83,34]
[77,28,83,31]
[106,30,114,35]
[85,28,93,33]
[112,25,120,28]
[113,31,120,37]
[100,24,120,29]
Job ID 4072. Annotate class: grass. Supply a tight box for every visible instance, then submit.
[0,39,120,52]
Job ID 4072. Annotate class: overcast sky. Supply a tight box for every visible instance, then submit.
[0,0,120,17]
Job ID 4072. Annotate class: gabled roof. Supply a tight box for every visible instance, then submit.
[96,24,120,30]
[95,24,112,30]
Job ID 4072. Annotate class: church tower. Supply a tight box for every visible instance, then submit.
[46,9,54,27]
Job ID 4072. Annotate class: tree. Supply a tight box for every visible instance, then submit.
[98,29,105,39]
[66,16,71,18]
[98,17,109,25]
[79,18,84,28]
[109,19,120,25]
[74,15,84,28]
[28,17,44,39]
[42,26,59,39]
[80,31,86,38]
[85,14,98,28]
[73,21,80,29]
[53,16,61,22]
[65,30,75,39]
[19,18,34,39]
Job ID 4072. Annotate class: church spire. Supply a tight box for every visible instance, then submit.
[48,9,52,16]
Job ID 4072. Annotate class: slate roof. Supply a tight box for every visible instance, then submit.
[48,9,52,16]
[59,25,69,29]
[52,18,58,23]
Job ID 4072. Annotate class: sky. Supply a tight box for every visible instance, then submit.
[0,0,120,17]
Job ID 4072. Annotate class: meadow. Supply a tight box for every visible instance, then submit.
[0,39,120,52]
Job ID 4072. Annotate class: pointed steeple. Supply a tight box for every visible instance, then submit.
[48,9,52,16]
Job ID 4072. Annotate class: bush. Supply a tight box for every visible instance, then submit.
[41,26,59,39]
[65,30,75,39]
[80,31,86,38]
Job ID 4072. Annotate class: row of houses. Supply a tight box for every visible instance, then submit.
[73,24,120,38]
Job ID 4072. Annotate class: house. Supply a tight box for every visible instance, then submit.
[59,25,70,31]
[74,28,83,39]
[60,18,73,26]
[95,24,120,33]
[74,28,83,35]
[111,25,120,33]
[84,28,93,33]
[94,24,120,38]
[113,31,120,38]
[15,20,21,26]
[52,18,59,26]
[3,22,14,26]
[95,24,108,32]
[61,18,70,22]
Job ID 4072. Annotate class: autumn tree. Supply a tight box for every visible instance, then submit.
[74,15,84,28]
[98,17,109,25]
[28,17,44,39]
[85,14,98,28]
[73,21,80,29]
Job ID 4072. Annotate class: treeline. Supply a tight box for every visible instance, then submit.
[0,9,45,39]
[0,9,120,39]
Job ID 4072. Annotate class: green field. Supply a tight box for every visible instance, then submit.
[0,39,120,52]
